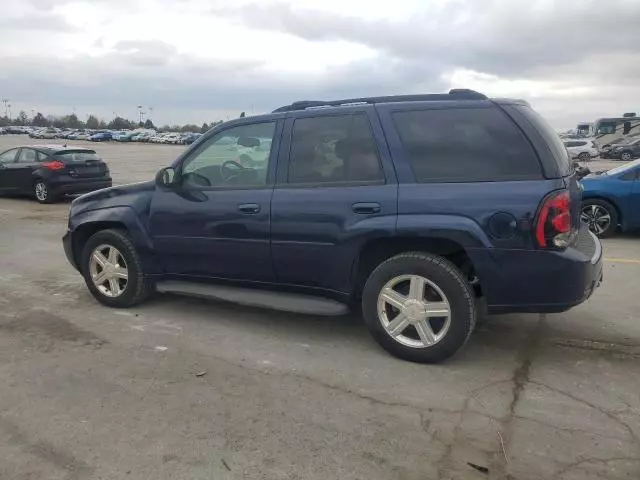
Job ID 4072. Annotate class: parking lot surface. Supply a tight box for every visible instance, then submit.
[1,136,639,479]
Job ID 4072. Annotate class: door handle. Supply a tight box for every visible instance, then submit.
[352,202,381,214]
[238,203,261,214]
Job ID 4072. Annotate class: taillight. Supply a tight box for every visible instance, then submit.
[42,161,65,170]
[535,190,574,248]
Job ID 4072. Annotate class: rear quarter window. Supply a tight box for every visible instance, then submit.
[512,105,571,176]
[392,107,542,183]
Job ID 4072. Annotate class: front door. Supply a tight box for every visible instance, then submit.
[149,120,281,282]
[11,148,41,192]
[0,148,20,193]
[270,108,398,294]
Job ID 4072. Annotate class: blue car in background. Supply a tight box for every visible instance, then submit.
[89,131,112,142]
[581,160,640,237]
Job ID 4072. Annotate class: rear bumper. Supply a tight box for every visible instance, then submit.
[49,178,112,195]
[477,229,603,314]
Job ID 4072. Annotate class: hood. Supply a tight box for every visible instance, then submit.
[70,181,155,215]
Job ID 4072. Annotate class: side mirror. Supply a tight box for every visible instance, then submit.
[156,167,178,187]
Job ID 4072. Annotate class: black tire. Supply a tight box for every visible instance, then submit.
[81,229,152,308]
[33,179,56,204]
[361,252,476,363]
[578,152,591,162]
[620,151,632,162]
[581,199,618,238]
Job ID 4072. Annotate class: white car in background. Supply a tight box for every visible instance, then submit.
[163,133,182,144]
[563,138,599,162]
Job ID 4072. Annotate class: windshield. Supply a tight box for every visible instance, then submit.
[605,159,640,176]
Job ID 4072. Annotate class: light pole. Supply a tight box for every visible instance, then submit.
[137,105,143,124]
[1,99,8,118]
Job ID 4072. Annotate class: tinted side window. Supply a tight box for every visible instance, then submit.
[564,141,580,148]
[393,108,542,183]
[182,122,276,188]
[0,149,18,163]
[288,114,384,184]
[513,105,570,176]
[17,149,38,163]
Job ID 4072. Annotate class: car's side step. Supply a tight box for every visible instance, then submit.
[155,280,350,316]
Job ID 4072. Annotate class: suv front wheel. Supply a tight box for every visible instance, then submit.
[81,229,152,308]
[362,252,476,363]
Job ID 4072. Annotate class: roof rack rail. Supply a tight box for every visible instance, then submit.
[272,89,487,113]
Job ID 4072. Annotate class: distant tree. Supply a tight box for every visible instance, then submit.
[200,122,210,133]
[160,124,171,132]
[181,124,199,132]
[85,115,99,129]
[32,112,49,127]
[53,117,67,128]
[212,120,224,127]
[98,120,107,129]
[65,113,82,129]
[108,116,133,130]
[239,111,246,118]
[0,116,9,127]
[143,119,155,129]
[15,111,29,126]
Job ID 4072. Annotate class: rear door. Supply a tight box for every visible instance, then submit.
[270,107,398,293]
[0,148,20,192]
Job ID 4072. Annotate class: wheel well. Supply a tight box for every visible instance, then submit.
[353,237,480,298]
[583,196,623,224]
[72,221,128,267]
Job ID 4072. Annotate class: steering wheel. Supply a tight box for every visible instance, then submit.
[221,160,245,181]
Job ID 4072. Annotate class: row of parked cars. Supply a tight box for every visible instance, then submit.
[563,136,640,162]
[1,126,202,145]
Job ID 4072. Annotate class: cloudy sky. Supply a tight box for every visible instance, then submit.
[0,0,638,128]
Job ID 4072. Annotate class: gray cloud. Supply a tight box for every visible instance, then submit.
[0,11,77,32]
[3,0,640,128]
[0,49,442,118]
[214,0,640,80]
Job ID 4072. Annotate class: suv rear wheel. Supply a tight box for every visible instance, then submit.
[81,229,151,308]
[362,252,476,363]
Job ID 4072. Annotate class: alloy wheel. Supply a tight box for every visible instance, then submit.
[621,152,632,161]
[377,274,451,348]
[35,182,48,201]
[581,204,611,236]
[89,244,129,297]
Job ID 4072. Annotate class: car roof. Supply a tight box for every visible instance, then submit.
[272,89,490,113]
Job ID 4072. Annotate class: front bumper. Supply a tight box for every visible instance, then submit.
[62,229,79,271]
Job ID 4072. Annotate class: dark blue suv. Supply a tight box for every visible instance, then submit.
[63,89,603,363]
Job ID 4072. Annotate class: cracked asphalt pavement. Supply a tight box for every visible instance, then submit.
[0,137,639,479]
